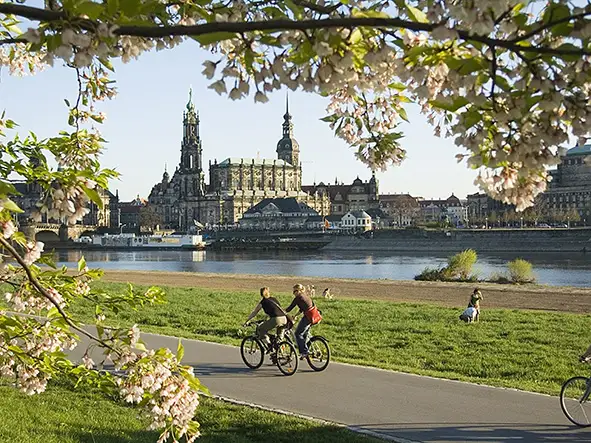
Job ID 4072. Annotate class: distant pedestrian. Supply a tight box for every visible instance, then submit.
[468,288,483,321]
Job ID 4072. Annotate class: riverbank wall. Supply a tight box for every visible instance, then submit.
[323,228,591,253]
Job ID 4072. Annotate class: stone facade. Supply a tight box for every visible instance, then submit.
[378,193,420,226]
[148,92,329,229]
[546,144,591,218]
[302,174,379,216]
[239,197,318,230]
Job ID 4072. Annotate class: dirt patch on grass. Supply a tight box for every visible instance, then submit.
[102,270,591,314]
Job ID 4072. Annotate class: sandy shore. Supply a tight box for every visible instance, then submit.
[102,270,591,314]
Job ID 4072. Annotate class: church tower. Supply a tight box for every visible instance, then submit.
[276,95,300,166]
[180,89,205,196]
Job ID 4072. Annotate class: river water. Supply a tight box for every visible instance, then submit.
[53,249,591,287]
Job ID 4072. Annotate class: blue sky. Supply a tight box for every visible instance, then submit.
[1,41,479,201]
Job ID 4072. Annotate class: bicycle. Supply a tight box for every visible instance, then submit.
[240,320,299,376]
[560,360,591,427]
[284,316,331,372]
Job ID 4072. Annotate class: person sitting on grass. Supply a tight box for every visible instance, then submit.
[468,288,483,321]
[244,287,287,352]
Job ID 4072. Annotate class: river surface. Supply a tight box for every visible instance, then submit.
[53,249,591,288]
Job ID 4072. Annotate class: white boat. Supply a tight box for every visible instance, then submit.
[87,233,206,250]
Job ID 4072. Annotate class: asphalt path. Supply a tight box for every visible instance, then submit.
[74,330,591,443]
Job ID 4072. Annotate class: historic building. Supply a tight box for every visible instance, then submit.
[239,197,318,230]
[148,92,329,229]
[378,193,420,226]
[545,144,591,219]
[302,173,379,216]
[418,194,468,225]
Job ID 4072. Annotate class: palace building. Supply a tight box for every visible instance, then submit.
[148,91,329,229]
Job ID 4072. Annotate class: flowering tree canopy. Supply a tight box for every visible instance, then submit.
[1,0,591,441]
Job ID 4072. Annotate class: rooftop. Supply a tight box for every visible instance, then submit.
[566,144,591,156]
[217,158,290,166]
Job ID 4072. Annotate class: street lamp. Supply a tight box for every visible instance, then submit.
[485,217,488,230]
[119,223,127,234]
[567,216,570,229]
[520,216,523,229]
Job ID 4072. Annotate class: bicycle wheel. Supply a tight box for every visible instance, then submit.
[560,376,591,427]
[306,336,330,372]
[240,336,264,369]
[275,340,298,376]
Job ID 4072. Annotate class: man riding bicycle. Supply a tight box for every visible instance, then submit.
[244,287,287,352]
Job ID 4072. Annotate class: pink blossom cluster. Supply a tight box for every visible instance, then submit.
[0,220,16,239]
[23,241,44,266]
[32,182,93,226]
[116,348,201,443]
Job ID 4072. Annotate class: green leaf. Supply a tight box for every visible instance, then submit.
[494,75,512,93]
[106,0,119,15]
[77,1,104,19]
[84,188,103,209]
[463,110,482,129]
[431,96,469,112]
[192,32,237,46]
[78,256,87,273]
[3,198,23,213]
[555,43,582,61]
[177,340,185,362]
[543,2,571,25]
[405,4,428,23]
[398,107,409,122]
[119,0,140,16]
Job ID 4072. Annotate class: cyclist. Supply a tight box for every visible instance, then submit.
[244,287,287,351]
[286,283,315,360]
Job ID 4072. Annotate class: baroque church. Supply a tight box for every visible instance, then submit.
[148,91,330,229]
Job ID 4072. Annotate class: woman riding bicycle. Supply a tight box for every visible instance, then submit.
[244,287,287,351]
[286,283,315,360]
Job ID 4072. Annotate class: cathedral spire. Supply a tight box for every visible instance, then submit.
[187,87,194,112]
[282,93,293,138]
[277,92,299,166]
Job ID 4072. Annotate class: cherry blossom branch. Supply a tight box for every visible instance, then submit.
[0,236,120,355]
[511,10,591,43]
[1,3,591,56]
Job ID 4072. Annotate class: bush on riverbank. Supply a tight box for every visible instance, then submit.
[488,259,536,284]
[508,258,536,283]
[415,249,478,282]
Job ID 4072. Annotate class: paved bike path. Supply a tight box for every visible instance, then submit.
[78,331,589,443]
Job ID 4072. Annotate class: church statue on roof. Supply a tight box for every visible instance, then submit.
[148,91,330,229]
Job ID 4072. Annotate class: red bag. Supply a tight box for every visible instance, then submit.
[304,305,323,325]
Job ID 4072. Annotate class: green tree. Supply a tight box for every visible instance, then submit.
[140,205,162,231]
[3,1,591,441]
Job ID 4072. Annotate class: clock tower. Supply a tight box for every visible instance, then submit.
[276,94,300,166]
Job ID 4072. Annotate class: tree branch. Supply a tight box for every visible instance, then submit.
[0,236,120,355]
[511,10,591,43]
[1,3,591,56]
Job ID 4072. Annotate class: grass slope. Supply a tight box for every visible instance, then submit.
[0,380,378,443]
[69,282,591,396]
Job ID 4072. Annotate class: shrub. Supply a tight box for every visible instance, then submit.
[415,267,446,281]
[507,258,535,284]
[445,249,478,280]
[487,272,512,284]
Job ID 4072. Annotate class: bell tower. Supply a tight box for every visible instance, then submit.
[276,94,300,166]
[180,88,205,196]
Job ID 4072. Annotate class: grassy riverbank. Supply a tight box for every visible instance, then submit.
[72,282,591,396]
[0,379,377,443]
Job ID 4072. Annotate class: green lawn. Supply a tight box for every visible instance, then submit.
[0,380,377,443]
[69,282,591,396]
